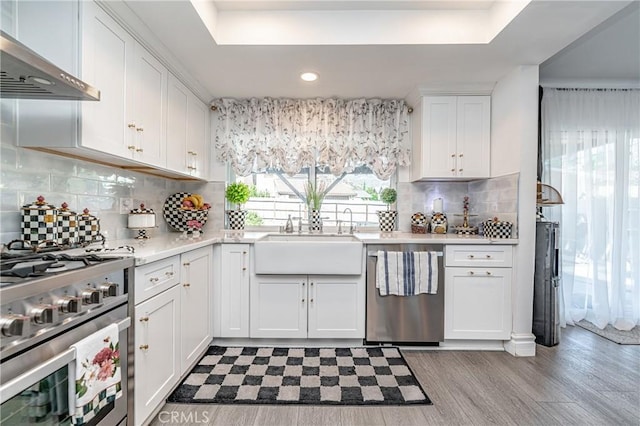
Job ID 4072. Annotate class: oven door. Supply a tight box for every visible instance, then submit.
[0,307,129,426]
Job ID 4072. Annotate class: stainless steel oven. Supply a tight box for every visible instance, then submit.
[0,247,134,425]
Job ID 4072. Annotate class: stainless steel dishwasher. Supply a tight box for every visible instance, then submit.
[365,243,444,344]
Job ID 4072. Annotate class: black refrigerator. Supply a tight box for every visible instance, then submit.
[533,221,561,346]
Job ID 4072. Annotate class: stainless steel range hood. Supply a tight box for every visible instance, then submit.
[0,31,100,101]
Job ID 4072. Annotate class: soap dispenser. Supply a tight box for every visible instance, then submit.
[285,214,294,233]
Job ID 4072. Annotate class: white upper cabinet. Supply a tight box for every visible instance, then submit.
[15,1,208,181]
[132,46,168,167]
[81,2,136,159]
[167,74,210,179]
[83,3,167,166]
[412,96,490,181]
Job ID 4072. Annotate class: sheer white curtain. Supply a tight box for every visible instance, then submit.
[212,98,410,179]
[541,88,640,331]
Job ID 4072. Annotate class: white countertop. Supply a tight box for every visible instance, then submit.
[99,230,518,265]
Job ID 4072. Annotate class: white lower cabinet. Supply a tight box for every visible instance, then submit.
[216,244,250,337]
[307,276,365,339]
[134,246,212,426]
[444,245,512,340]
[250,275,365,339]
[180,247,212,372]
[251,275,307,338]
[134,284,180,426]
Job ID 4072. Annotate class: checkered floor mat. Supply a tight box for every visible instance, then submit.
[168,346,431,406]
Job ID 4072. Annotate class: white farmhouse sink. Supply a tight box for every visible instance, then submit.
[254,234,363,275]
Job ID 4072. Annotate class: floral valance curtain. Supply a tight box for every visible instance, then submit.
[212,98,411,179]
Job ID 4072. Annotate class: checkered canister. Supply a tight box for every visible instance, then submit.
[77,208,101,243]
[57,202,78,246]
[21,196,58,245]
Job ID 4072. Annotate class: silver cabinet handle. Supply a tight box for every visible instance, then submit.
[183,283,191,287]
[136,127,144,132]
[459,169,463,172]
[136,148,144,152]
[486,255,492,259]
[486,271,492,275]
[301,298,305,303]
[149,277,159,283]
[139,344,149,350]
[468,254,475,259]
[139,316,149,322]
[459,153,464,157]
[128,123,136,128]
[183,262,190,266]
[165,272,174,277]
[127,145,136,150]
[469,271,475,275]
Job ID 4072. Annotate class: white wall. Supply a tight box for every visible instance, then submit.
[491,65,539,356]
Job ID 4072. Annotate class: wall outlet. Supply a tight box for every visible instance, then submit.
[119,198,133,214]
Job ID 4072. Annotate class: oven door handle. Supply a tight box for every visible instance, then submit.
[0,317,131,404]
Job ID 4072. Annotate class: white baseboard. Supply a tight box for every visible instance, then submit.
[504,333,536,357]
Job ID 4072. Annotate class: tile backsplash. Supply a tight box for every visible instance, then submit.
[397,173,519,237]
[0,100,225,244]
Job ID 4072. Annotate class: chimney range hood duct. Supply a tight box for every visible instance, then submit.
[0,31,100,101]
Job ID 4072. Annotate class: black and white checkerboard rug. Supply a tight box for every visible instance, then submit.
[167,346,431,406]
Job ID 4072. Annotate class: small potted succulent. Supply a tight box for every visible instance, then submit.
[225,182,251,230]
[377,188,398,232]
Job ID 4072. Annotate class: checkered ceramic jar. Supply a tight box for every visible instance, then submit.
[377,210,397,232]
[77,209,101,243]
[483,220,513,238]
[430,213,448,234]
[57,203,78,246]
[21,197,58,245]
[226,210,247,230]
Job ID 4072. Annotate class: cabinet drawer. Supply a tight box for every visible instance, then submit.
[445,245,512,268]
[135,256,180,304]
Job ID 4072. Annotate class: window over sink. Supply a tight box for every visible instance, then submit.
[228,164,393,229]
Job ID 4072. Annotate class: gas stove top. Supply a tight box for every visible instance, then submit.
[0,241,135,286]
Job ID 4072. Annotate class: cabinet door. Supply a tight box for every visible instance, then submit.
[133,45,167,167]
[219,244,250,337]
[307,275,365,339]
[180,247,212,373]
[444,267,511,340]
[81,2,135,158]
[250,275,307,338]
[416,96,457,179]
[135,285,180,426]
[166,74,189,173]
[456,96,490,178]
[186,94,209,179]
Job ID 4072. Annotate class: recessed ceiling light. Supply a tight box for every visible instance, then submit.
[300,72,318,82]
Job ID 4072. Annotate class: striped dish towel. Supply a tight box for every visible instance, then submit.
[376,251,438,296]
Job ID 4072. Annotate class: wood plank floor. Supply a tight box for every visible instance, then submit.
[150,326,640,425]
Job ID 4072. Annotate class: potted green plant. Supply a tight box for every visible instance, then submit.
[225,182,250,230]
[377,187,398,232]
[304,181,326,231]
